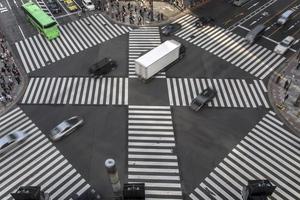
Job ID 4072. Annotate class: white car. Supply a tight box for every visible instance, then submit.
[82,0,95,11]
[274,36,295,55]
[0,131,28,154]
[49,116,84,141]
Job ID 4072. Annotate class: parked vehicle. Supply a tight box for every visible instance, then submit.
[195,16,215,28]
[64,0,78,12]
[274,36,295,55]
[49,116,84,141]
[47,0,61,14]
[244,24,266,45]
[82,0,95,10]
[277,9,294,25]
[190,88,216,111]
[135,40,185,81]
[161,23,182,36]
[89,57,117,78]
[233,0,250,6]
[0,131,28,154]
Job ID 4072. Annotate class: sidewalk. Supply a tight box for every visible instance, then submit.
[268,53,300,135]
[0,33,26,115]
[95,0,210,27]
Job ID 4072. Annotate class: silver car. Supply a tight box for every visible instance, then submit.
[0,130,28,154]
[49,116,84,141]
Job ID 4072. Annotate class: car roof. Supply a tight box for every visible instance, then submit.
[56,121,71,131]
[283,36,294,42]
[281,9,294,17]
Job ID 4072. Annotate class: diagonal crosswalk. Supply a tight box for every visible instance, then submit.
[167,78,269,108]
[189,110,300,200]
[172,15,286,80]
[128,27,166,79]
[0,107,96,200]
[20,77,128,105]
[128,105,183,199]
[15,14,132,73]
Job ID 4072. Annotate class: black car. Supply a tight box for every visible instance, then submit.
[48,0,61,14]
[161,23,182,36]
[190,88,217,111]
[89,57,117,78]
[195,16,215,28]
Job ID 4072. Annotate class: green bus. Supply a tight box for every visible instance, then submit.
[21,2,60,40]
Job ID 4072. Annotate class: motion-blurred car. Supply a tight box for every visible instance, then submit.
[190,88,217,111]
[244,24,266,45]
[64,0,78,12]
[0,131,28,154]
[82,0,95,11]
[49,116,84,141]
[194,16,215,28]
[47,0,61,14]
[274,36,295,55]
[89,57,117,78]
[161,23,182,36]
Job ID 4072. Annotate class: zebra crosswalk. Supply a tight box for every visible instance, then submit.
[128,105,183,199]
[0,107,95,200]
[189,110,300,200]
[15,14,132,73]
[0,2,8,13]
[21,77,128,105]
[128,27,166,78]
[167,78,269,108]
[172,15,286,80]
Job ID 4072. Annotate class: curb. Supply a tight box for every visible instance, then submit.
[267,54,300,136]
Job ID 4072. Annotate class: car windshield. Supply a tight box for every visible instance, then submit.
[8,134,17,140]
[281,39,291,47]
[87,2,92,5]
[55,121,71,133]
[67,118,79,125]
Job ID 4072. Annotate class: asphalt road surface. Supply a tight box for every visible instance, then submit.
[0,0,299,199]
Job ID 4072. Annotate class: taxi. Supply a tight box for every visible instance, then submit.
[64,0,78,12]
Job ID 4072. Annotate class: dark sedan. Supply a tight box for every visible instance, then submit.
[48,0,61,14]
[161,23,182,36]
[195,16,215,28]
[190,88,217,111]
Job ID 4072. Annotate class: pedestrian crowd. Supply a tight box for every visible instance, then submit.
[95,0,165,25]
[0,32,21,106]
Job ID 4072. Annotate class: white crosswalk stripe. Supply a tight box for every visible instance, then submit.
[128,27,166,79]
[189,111,300,200]
[128,105,183,199]
[0,2,8,13]
[21,77,128,105]
[15,14,132,73]
[167,78,269,108]
[0,107,94,200]
[173,15,286,80]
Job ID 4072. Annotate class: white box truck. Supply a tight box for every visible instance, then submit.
[135,40,185,81]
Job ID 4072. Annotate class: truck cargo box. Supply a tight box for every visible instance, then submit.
[135,40,182,80]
